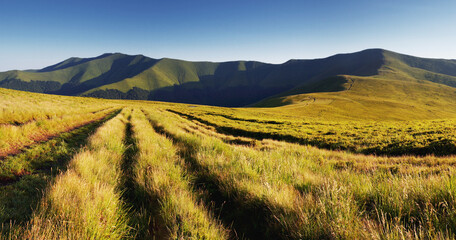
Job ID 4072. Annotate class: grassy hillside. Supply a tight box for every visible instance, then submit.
[253,50,456,120]
[1,88,455,239]
[0,53,158,95]
[254,74,456,120]
[80,48,387,105]
[1,49,456,111]
[0,49,455,239]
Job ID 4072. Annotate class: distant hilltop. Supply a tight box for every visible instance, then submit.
[1,49,456,107]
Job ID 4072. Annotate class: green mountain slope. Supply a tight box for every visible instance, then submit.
[1,49,456,112]
[0,53,158,94]
[253,50,456,120]
[0,49,385,106]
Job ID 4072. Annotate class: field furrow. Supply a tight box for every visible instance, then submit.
[0,107,119,158]
[0,109,120,234]
[0,109,121,183]
[14,108,131,239]
[166,108,456,156]
[130,109,228,239]
[144,106,456,239]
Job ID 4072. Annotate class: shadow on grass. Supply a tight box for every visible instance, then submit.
[145,112,292,240]
[0,109,121,233]
[167,109,456,157]
[167,109,347,150]
[119,113,169,239]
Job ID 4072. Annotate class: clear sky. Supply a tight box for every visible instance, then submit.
[0,0,455,71]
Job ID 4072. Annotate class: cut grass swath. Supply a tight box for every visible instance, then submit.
[0,109,120,234]
[129,109,228,239]
[20,109,131,239]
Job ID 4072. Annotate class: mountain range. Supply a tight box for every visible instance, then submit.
[1,49,456,119]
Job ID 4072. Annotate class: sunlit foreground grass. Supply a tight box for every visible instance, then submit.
[0,108,116,158]
[1,88,456,239]
[130,109,227,239]
[143,106,456,239]
[0,108,119,179]
[16,109,131,239]
[0,110,119,228]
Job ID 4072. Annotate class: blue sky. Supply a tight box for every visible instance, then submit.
[0,0,455,71]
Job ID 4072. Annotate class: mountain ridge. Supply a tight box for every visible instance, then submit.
[1,49,456,110]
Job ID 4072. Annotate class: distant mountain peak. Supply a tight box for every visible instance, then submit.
[1,49,455,108]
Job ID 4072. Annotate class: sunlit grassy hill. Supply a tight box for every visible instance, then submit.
[253,50,456,120]
[1,49,456,118]
[253,74,456,120]
[0,49,423,105]
[2,48,456,240]
[1,86,456,239]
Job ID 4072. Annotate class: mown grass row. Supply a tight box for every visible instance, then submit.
[0,107,118,158]
[168,108,456,175]
[167,107,456,156]
[144,106,456,239]
[0,109,120,232]
[2,103,455,239]
[2,107,229,239]
[5,109,132,239]
[0,109,120,182]
[130,109,228,239]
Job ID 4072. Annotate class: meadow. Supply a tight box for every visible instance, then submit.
[165,103,456,156]
[1,88,456,239]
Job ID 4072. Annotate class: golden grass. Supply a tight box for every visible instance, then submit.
[20,109,131,239]
[0,108,117,158]
[1,88,456,239]
[142,105,456,239]
[131,109,228,239]
[0,88,121,158]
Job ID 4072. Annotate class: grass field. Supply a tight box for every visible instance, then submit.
[1,88,456,239]
[162,103,456,156]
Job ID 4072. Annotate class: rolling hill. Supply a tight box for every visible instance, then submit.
[1,49,456,117]
[252,50,456,120]
[2,51,456,239]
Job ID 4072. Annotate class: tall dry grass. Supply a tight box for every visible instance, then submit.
[0,108,117,158]
[144,106,456,239]
[19,109,131,239]
[131,109,228,239]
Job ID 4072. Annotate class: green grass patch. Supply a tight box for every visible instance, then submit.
[167,108,456,156]
[0,109,120,236]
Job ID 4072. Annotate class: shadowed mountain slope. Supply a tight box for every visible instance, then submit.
[1,49,456,111]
